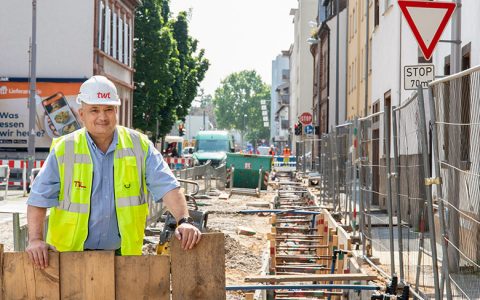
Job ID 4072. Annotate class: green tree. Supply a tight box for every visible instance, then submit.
[171,12,209,121]
[213,70,270,144]
[133,0,209,140]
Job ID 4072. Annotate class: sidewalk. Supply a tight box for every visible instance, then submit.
[0,189,29,251]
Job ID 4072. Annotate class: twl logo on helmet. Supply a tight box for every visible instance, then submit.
[97,92,111,99]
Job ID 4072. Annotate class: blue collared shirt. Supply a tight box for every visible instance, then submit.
[27,128,180,250]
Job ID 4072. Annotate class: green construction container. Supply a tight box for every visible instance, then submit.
[226,153,272,190]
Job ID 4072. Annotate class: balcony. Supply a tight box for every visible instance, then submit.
[282,69,290,80]
[279,94,290,105]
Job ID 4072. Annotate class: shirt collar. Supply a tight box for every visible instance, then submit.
[85,128,118,154]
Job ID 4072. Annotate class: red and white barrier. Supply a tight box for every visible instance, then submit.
[164,157,192,170]
[0,160,45,187]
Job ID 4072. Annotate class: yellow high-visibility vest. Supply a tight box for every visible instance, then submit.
[46,126,149,255]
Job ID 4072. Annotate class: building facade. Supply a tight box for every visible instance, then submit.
[271,52,290,148]
[289,0,317,153]
[346,0,374,119]
[0,0,140,130]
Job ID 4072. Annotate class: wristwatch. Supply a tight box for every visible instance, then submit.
[177,216,194,227]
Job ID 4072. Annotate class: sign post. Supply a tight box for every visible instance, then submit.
[398,0,456,60]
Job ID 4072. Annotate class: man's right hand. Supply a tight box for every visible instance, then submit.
[26,239,57,269]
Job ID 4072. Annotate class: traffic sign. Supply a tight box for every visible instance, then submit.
[299,112,313,125]
[304,124,314,135]
[404,64,435,90]
[398,0,455,60]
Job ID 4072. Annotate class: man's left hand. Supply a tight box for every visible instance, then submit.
[175,223,202,250]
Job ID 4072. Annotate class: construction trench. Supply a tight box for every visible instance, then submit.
[0,168,406,300]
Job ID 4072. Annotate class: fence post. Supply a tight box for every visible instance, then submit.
[23,159,28,196]
[302,139,307,174]
[334,128,341,212]
[296,141,300,172]
[391,106,405,282]
[384,102,396,277]
[356,119,366,258]
[417,86,441,300]
[428,86,452,300]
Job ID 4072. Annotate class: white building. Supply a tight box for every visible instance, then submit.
[271,51,290,148]
[184,115,211,140]
[326,8,347,129]
[289,0,317,153]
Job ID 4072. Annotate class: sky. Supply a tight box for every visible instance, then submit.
[170,0,298,96]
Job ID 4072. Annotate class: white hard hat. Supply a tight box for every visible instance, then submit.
[76,75,121,106]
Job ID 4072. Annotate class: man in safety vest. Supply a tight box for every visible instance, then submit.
[26,76,201,269]
[283,146,291,164]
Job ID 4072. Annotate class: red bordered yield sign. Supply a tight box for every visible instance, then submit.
[398,0,455,60]
[299,112,313,125]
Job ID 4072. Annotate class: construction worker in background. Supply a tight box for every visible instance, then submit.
[268,145,275,156]
[26,76,201,269]
[283,146,291,164]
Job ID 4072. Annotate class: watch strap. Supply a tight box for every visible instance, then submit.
[177,216,194,227]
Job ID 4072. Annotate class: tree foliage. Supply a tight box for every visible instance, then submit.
[133,0,209,140]
[213,70,270,143]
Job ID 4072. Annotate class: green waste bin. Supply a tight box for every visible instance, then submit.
[226,153,272,190]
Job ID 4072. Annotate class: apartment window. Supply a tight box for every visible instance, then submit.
[124,18,129,65]
[460,49,471,167]
[112,11,117,59]
[372,101,380,123]
[125,21,132,66]
[98,2,132,66]
[98,1,104,49]
[105,4,111,55]
[118,14,123,63]
[374,0,380,27]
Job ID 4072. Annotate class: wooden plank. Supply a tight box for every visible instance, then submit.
[245,293,254,300]
[3,252,59,300]
[115,255,170,300]
[245,273,378,283]
[60,251,115,300]
[171,233,226,300]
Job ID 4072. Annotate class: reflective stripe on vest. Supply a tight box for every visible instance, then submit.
[47,126,149,254]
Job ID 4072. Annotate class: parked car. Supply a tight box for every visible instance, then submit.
[182,146,195,158]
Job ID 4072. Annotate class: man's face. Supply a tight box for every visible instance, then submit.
[79,103,118,138]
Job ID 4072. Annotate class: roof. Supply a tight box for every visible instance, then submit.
[195,131,231,139]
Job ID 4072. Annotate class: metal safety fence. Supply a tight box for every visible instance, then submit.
[302,65,480,299]
[430,65,480,300]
